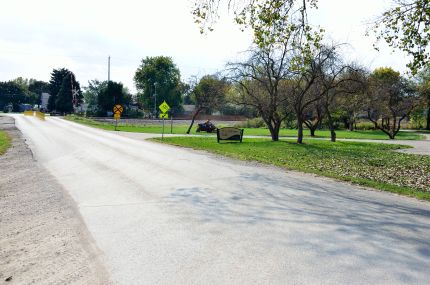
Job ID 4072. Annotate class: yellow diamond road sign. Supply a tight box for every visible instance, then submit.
[159,101,170,114]
[159,113,169,119]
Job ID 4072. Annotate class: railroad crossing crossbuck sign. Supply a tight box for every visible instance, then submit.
[113,104,123,131]
[159,101,170,114]
[113,104,123,115]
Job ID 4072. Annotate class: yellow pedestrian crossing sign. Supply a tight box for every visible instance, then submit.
[159,113,169,119]
[159,101,170,114]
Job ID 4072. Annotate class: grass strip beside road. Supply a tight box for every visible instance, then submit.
[0,130,11,155]
[65,115,424,140]
[153,137,430,200]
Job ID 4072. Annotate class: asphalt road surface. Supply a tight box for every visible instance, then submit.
[12,115,430,285]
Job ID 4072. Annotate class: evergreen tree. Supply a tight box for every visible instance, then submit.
[55,74,77,114]
[48,68,82,112]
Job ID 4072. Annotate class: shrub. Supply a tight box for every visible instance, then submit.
[355,121,375,130]
[235,117,266,128]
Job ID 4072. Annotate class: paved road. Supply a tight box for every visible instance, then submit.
[12,115,430,285]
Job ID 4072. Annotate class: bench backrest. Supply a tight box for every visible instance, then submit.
[217,127,244,143]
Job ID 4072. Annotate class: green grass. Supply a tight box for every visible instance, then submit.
[249,128,424,140]
[64,115,424,140]
[153,137,430,200]
[0,130,11,155]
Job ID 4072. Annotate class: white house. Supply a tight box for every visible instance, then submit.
[41,93,50,110]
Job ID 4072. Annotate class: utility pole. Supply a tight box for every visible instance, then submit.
[153,82,157,117]
[108,56,111,82]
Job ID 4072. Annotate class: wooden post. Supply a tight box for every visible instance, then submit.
[162,118,165,140]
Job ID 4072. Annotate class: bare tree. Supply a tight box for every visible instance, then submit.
[321,67,368,142]
[227,43,294,141]
[290,44,354,143]
[335,68,368,132]
[366,67,419,139]
[302,92,325,137]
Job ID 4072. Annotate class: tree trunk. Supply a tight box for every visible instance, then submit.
[348,119,354,131]
[268,121,281,141]
[186,108,202,134]
[297,118,304,144]
[342,118,349,129]
[426,105,430,130]
[304,120,317,137]
[270,127,279,141]
[327,112,336,142]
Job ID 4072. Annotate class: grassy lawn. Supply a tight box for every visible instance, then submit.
[65,115,424,140]
[153,137,430,200]
[0,130,11,155]
[251,128,423,140]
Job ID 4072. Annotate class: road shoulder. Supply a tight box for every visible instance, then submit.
[0,116,111,284]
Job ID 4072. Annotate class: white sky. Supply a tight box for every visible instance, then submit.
[0,0,409,92]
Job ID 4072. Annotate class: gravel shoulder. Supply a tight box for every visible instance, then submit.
[0,116,111,285]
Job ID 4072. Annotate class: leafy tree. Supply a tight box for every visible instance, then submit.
[366,67,419,139]
[372,0,430,74]
[11,77,36,89]
[134,56,183,115]
[415,68,430,129]
[193,0,325,86]
[98,81,131,115]
[28,80,49,95]
[28,80,50,105]
[186,75,228,134]
[0,81,35,111]
[48,68,82,111]
[83,80,107,115]
[192,0,322,49]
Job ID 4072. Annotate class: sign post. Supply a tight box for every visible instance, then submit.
[158,101,170,140]
[113,104,123,131]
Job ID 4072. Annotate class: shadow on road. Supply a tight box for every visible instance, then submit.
[166,171,430,283]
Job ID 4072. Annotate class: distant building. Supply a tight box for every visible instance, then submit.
[183,104,195,115]
[41,93,50,110]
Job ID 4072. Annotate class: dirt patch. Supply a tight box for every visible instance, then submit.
[0,116,111,284]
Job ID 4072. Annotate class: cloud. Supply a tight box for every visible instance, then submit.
[0,0,414,93]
